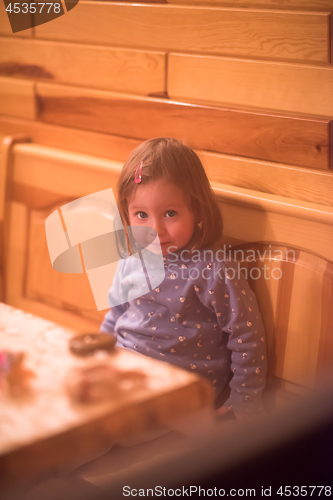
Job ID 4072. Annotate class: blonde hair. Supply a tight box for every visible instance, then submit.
[117,138,223,252]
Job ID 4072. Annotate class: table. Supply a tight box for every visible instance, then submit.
[0,303,213,491]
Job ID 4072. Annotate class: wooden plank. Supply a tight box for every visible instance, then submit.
[12,143,333,212]
[26,208,105,324]
[100,0,167,2]
[0,0,33,37]
[168,54,333,117]
[5,201,29,305]
[0,115,139,162]
[1,116,332,206]
[317,265,333,384]
[0,37,166,96]
[1,135,30,303]
[230,243,333,389]
[201,151,333,207]
[12,143,122,199]
[35,83,331,170]
[34,2,331,63]
[168,0,333,10]
[331,10,333,63]
[5,199,104,335]
[215,184,333,262]
[331,119,333,168]
[0,77,36,120]
[0,137,7,301]
[220,204,333,262]
[215,182,333,225]
[283,256,323,387]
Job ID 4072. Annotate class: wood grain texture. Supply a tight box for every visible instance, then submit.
[0,135,31,303]
[7,143,122,329]
[283,257,322,387]
[214,183,333,262]
[168,0,333,10]
[12,143,122,199]
[5,201,29,306]
[26,209,105,324]
[35,83,331,170]
[231,252,292,383]
[201,151,333,207]
[99,0,167,2]
[230,243,333,389]
[1,116,332,207]
[34,2,331,63]
[220,204,333,261]
[0,138,7,301]
[317,264,333,385]
[0,37,166,96]
[0,115,139,162]
[12,145,121,324]
[0,77,36,120]
[12,145,333,223]
[168,54,333,117]
[215,182,333,225]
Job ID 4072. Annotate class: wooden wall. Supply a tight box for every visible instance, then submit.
[0,0,333,207]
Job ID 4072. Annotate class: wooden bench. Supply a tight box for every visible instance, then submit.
[1,136,332,409]
[229,242,333,405]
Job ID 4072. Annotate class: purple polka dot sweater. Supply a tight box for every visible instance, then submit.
[101,246,267,413]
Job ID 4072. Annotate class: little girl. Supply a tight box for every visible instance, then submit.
[101,138,267,418]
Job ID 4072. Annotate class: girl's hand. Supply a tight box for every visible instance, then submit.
[214,406,231,418]
[215,406,266,425]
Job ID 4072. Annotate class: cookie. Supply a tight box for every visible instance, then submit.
[69,333,117,356]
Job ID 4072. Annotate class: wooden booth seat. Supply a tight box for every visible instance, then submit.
[230,242,333,407]
[1,137,333,409]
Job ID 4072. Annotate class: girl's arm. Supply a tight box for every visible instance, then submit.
[100,303,129,334]
[212,262,267,414]
[100,258,130,334]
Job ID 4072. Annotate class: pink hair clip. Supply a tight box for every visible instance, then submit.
[134,161,143,184]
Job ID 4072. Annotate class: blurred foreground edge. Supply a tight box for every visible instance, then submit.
[95,387,333,498]
[4,384,333,500]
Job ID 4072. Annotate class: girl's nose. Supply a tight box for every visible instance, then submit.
[152,219,166,236]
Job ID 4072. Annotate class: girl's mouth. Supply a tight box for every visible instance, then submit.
[149,241,171,251]
[150,240,169,246]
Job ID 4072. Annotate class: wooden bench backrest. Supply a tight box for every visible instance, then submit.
[229,242,333,391]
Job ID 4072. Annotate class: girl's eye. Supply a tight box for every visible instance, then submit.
[166,210,176,218]
[137,211,148,219]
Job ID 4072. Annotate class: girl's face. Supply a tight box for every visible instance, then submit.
[128,180,196,255]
